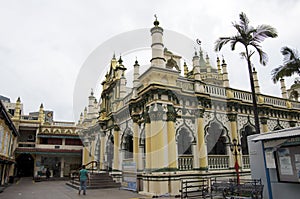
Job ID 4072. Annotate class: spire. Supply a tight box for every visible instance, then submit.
[38,103,44,123]
[280,78,287,99]
[132,59,140,98]
[13,97,21,119]
[205,54,211,73]
[153,14,159,26]
[222,56,229,87]
[217,56,222,74]
[91,88,94,96]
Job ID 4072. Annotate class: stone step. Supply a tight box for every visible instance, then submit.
[66,172,121,190]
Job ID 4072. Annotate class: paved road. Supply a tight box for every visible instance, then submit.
[0,177,147,199]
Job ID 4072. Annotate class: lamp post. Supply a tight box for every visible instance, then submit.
[230,138,242,185]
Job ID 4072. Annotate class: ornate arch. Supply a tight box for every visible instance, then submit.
[240,117,256,155]
[176,123,194,155]
[204,115,229,155]
[176,120,195,142]
[121,125,133,159]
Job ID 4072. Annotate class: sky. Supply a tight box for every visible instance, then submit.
[1,0,300,121]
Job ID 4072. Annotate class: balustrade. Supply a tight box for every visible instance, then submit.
[208,155,229,170]
[178,155,193,170]
[242,155,250,169]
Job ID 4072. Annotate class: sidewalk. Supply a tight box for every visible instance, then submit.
[0,177,149,199]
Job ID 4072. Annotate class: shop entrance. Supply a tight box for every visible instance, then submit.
[16,154,34,177]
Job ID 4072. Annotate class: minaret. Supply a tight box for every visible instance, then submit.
[13,97,21,120]
[150,15,165,67]
[88,89,95,116]
[132,59,140,98]
[119,62,127,98]
[79,112,83,124]
[38,103,44,124]
[217,57,221,74]
[205,54,211,73]
[222,57,229,87]
[280,78,288,99]
[253,67,260,94]
[193,51,201,81]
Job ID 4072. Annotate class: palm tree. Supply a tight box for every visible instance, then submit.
[271,47,300,83]
[215,12,278,135]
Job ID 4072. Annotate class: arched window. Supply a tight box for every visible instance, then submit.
[177,128,192,155]
[122,131,133,159]
[206,121,227,155]
[241,124,256,155]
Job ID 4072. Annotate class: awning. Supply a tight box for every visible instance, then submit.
[252,126,300,142]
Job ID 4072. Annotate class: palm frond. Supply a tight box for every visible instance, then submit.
[271,62,300,83]
[251,44,268,66]
[239,12,249,32]
[281,46,299,64]
[214,37,231,51]
[253,25,278,42]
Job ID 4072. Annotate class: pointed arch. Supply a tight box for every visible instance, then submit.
[240,119,256,155]
[176,123,195,155]
[121,126,133,159]
[205,117,229,155]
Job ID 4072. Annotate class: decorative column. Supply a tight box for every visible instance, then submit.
[196,108,207,170]
[227,113,241,167]
[132,114,140,170]
[166,105,177,169]
[260,117,269,133]
[100,132,106,171]
[149,103,165,170]
[144,109,151,171]
[113,125,120,171]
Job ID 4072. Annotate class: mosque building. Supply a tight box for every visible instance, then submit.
[78,18,300,196]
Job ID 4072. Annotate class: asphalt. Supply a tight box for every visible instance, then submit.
[0,177,150,199]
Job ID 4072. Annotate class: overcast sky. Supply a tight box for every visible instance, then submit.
[1,0,300,121]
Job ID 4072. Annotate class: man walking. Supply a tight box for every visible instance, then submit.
[78,165,89,195]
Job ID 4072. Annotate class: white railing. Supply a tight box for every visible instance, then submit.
[208,155,229,170]
[204,85,227,97]
[52,121,75,127]
[233,90,253,102]
[264,97,286,107]
[242,155,250,169]
[178,155,193,170]
[291,101,300,109]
